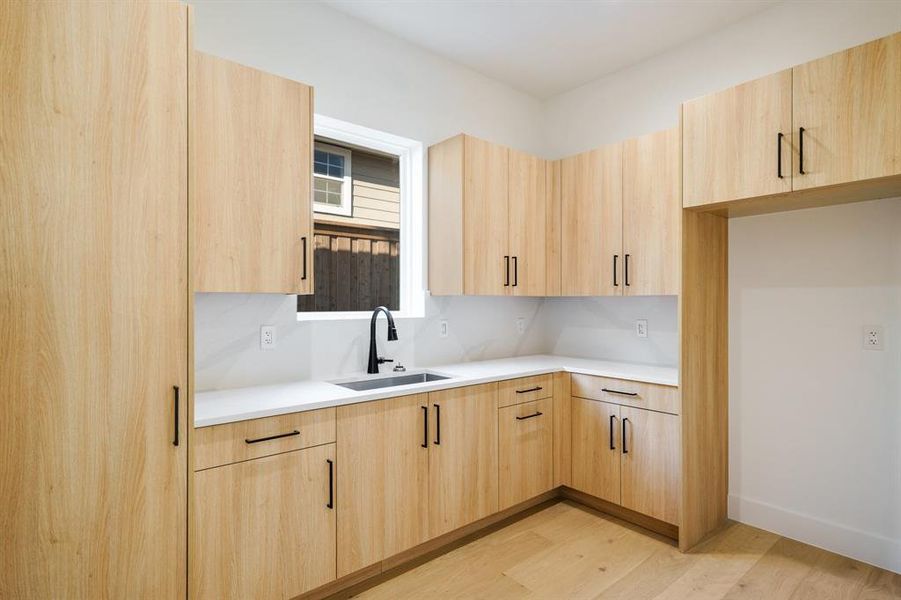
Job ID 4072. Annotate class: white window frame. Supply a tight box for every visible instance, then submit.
[312,142,353,217]
[298,114,425,321]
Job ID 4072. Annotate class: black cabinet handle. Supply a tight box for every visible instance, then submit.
[799,127,805,175]
[421,405,428,448]
[433,403,441,445]
[172,385,180,447]
[515,386,543,394]
[245,430,300,444]
[624,254,631,287]
[515,411,543,420]
[777,132,784,179]
[622,418,629,454]
[326,458,334,509]
[613,254,619,287]
[609,414,616,450]
[512,256,518,287]
[301,236,308,281]
[504,256,510,287]
[601,387,638,397]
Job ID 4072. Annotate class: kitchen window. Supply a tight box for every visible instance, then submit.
[298,116,424,320]
[313,143,353,216]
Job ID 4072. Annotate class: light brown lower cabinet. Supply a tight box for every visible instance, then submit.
[571,397,680,525]
[429,383,500,537]
[190,444,337,600]
[571,397,622,504]
[498,398,554,510]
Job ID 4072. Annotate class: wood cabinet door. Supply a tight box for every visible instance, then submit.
[191,444,337,600]
[463,136,509,295]
[508,150,548,296]
[792,32,901,190]
[683,70,792,207]
[192,52,314,293]
[337,402,384,577]
[429,384,499,537]
[0,3,187,597]
[623,128,682,296]
[561,144,623,296]
[498,398,554,510]
[620,407,680,525]
[383,395,431,557]
[571,398,621,504]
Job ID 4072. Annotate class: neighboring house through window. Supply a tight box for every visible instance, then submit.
[298,116,423,319]
[313,142,353,216]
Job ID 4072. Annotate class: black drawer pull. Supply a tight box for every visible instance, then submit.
[515,386,543,394]
[601,388,638,397]
[504,256,510,287]
[326,458,334,509]
[515,411,543,421]
[622,418,630,454]
[613,254,619,287]
[301,236,308,281]
[421,405,428,448]
[244,430,300,444]
[512,256,518,287]
[799,127,805,175]
[777,132,784,178]
[624,254,631,287]
[172,385,180,447]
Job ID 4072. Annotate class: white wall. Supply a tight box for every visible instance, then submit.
[539,0,901,572]
[191,0,551,389]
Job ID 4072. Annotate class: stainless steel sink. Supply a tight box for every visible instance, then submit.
[335,372,451,391]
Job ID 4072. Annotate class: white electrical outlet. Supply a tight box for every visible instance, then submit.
[516,317,525,335]
[439,320,449,339]
[260,325,276,350]
[863,325,883,350]
[636,319,648,338]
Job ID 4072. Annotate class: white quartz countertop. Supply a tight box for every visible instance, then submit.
[194,355,679,428]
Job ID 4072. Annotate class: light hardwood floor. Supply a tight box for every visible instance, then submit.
[352,501,900,599]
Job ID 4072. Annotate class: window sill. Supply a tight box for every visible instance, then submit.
[296,310,423,322]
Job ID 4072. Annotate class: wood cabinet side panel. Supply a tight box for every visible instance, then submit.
[545,160,563,296]
[553,373,572,487]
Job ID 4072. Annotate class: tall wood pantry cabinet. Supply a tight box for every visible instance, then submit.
[0,2,188,597]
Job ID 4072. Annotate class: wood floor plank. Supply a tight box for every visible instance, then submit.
[721,537,822,599]
[788,550,871,600]
[596,544,697,600]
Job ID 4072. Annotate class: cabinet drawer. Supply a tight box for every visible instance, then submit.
[497,374,554,407]
[571,374,679,415]
[194,408,336,471]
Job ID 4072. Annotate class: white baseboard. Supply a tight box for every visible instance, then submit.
[728,494,901,575]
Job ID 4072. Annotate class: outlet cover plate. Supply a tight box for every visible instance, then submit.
[636,319,648,338]
[863,325,883,350]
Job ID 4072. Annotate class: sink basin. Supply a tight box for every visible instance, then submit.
[335,372,451,391]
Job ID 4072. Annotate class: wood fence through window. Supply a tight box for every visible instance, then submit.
[297,223,399,312]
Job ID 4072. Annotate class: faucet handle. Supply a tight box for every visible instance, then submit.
[378,357,394,364]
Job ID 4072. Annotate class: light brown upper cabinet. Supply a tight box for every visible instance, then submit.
[428,134,553,296]
[428,383,499,537]
[560,143,623,296]
[793,32,901,191]
[684,32,901,209]
[683,70,793,208]
[622,128,682,296]
[192,52,314,293]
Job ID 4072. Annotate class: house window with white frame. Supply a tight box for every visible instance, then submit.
[313,142,353,216]
[299,117,424,320]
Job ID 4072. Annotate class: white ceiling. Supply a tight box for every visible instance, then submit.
[323,0,780,99]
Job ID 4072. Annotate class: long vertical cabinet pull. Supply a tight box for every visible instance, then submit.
[503,256,510,287]
[624,254,631,287]
[608,414,616,450]
[621,417,629,454]
[433,403,441,445]
[326,459,334,509]
[512,256,518,287]
[172,385,180,447]
[777,132,784,178]
[421,405,429,448]
[798,127,806,175]
[301,236,308,281]
[613,254,619,287]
